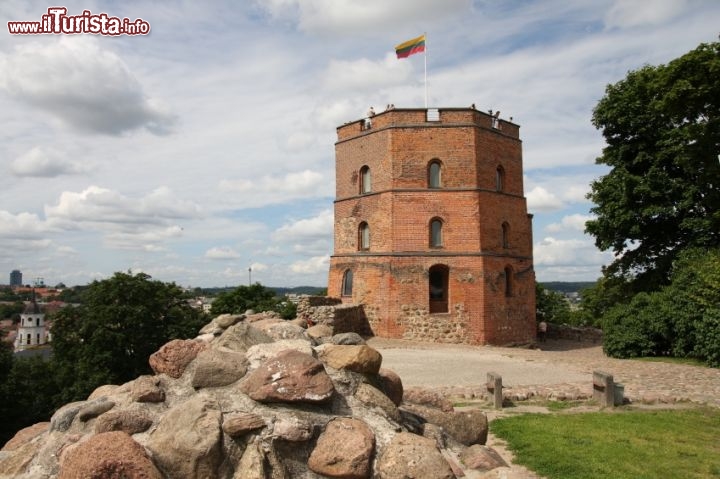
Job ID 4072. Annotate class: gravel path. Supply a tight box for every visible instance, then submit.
[368,337,720,407]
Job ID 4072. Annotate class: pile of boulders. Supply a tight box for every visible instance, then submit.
[0,312,514,478]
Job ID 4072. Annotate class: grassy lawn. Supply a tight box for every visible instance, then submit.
[491,408,720,479]
[637,356,708,367]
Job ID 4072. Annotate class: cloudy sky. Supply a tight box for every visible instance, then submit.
[1,0,718,288]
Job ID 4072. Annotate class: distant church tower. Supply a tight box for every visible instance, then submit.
[327,107,536,345]
[14,291,48,351]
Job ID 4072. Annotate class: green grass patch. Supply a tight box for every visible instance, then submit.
[545,400,584,411]
[491,408,720,479]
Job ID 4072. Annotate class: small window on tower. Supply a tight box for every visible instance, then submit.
[430,218,443,247]
[342,270,353,296]
[360,166,371,194]
[496,166,505,192]
[504,266,513,297]
[502,222,510,249]
[428,160,442,188]
[358,222,370,250]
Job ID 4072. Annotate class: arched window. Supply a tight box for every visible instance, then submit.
[429,264,449,313]
[36,317,40,326]
[428,160,442,188]
[502,222,510,249]
[496,166,505,192]
[342,270,353,296]
[360,166,371,194]
[504,266,513,297]
[358,222,370,250]
[430,218,443,247]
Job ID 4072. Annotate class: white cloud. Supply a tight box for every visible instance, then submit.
[605,0,688,29]
[205,246,241,260]
[534,236,609,267]
[219,170,332,208]
[289,255,329,274]
[11,146,92,178]
[45,186,201,227]
[526,186,565,212]
[545,214,594,233]
[321,54,413,93]
[0,36,175,135]
[0,211,51,239]
[273,209,333,241]
[256,0,471,34]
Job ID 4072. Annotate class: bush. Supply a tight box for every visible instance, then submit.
[602,292,674,358]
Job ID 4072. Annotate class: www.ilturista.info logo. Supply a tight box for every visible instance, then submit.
[8,7,150,35]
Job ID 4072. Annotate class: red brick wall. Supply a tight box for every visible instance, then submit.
[328,108,535,345]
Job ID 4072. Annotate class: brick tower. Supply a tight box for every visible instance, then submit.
[327,107,536,345]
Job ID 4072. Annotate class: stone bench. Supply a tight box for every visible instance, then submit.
[486,372,503,409]
[593,370,623,407]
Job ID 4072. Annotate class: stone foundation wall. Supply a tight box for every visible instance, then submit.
[296,296,371,336]
[547,323,603,343]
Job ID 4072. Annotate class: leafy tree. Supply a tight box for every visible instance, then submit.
[0,302,24,322]
[211,283,291,317]
[602,248,720,366]
[586,41,720,290]
[535,283,572,324]
[51,271,208,399]
[0,356,62,445]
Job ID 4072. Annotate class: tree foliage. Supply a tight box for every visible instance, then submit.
[602,248,720,366]
[586,41,720,290]
[211,283,296,319]
[535,283,572,324]
[51,271,208,399]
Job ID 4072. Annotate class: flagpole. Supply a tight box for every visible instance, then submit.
[424,32,428,109]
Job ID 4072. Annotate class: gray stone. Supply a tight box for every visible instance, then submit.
[402,404,488,446]
[147,395,223,479]
[272,417,313,442]
[378,368,404,406]
[77,399,115,422]
[245,339,315,370]
[355,383,401,422]
[315,344,383,374]
[192,348,248,389]
[94,410,153,435]
[460,444,508,472]
[306,324,333,339]
[331,332,366,345]
[50,401,84,432]
[216,321,274,353]
[377,432,454,479]
[308,418,375,479]
[215,313,245,329]
[131,375,165,403]
[222,413,266,437]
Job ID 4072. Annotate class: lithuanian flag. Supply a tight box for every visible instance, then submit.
[395,34,426,59]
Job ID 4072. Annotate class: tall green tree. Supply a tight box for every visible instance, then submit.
[51,271,207,399]
[211,283,295,319]
[586,41,720,290]
[535,283,572,324]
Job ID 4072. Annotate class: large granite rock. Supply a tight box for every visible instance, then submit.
[402,404,488,446]
[239,349,335,404]
[149,339,207,378]
[215,322,274,352]
[308,418,375,478]
[58,431,162,479]
[191,348,247,388]
[147,395,223,478]
[376,432,455,479]
[0,312,513,478]
[315,344,382,374]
